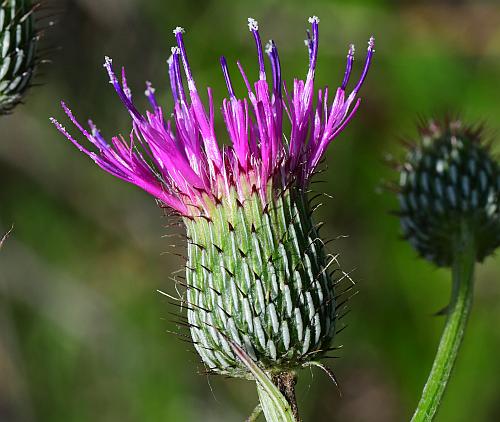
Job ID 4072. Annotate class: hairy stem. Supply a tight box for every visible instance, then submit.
[411,223,476,421]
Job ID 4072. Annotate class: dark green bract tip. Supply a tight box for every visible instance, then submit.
[397,119,500,267]
[0,0,39,114]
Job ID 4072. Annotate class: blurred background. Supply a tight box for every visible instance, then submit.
[1,0,499,420]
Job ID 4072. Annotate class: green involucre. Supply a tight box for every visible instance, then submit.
[184,185,337,378]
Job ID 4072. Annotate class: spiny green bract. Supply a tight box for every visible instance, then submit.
[0,0,38,114]
[185,185,338,378]
[398,119,500,267]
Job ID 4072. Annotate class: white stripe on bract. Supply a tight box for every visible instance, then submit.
[294,308,304,341]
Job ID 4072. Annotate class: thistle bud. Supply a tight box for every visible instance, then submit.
[397,119,500,266]
[0,0,39,114]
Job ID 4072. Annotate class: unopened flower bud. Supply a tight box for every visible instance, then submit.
[397,119,500,266]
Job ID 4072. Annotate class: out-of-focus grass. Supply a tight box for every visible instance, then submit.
[0,0,499,421]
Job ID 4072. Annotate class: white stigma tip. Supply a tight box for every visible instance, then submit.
[348,44,355,55]
[265,40,273,54]
[145,82,155,96]
[247,17,259,31]
[368,36,375,49]
[308,16,320,24]
[173,26,185,35]
[103,56,112,66]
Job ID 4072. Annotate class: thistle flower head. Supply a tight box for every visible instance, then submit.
[51,17,374,218]
[52,18,374,378]
[397,118,500,266]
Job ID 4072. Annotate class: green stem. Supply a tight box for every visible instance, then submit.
[411,223,476,422]
[257,380,298,422]
[227,339,296,422]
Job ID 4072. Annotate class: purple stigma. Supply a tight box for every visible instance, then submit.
[173,27,194,84]
[145,81,158,109]
[265,40,282,97]
[88,120,110,149]
[220,56,236,98]
[169,46,187,103]
[121,67,132,100]
[305,30,314,62]
[353,36,375,94]
[103,56,144,123]
[308,16,320,71]
[341,44,355,91]
[247,18,266,80]
[167,54,178,103]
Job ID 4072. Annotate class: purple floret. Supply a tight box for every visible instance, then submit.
[52,17,374,217]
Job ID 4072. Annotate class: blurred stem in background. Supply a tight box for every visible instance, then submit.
[411,222,475,421]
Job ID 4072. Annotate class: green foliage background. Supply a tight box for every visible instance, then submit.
[1,0,499,420]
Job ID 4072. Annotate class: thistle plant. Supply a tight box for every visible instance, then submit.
[51,17,374,421]
[0,0,40,114]
[396,119,500,421]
